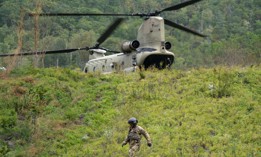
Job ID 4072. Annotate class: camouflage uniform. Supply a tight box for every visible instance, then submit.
[123,125,151,157]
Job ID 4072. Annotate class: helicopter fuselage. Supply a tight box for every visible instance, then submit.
[84,16,175,73]
[84,49,174,73]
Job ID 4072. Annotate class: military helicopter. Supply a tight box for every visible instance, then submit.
[0,0,206,74]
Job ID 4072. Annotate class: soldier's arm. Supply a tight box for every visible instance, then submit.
[122,135,128,147]
[139,126,151,144]
[123,135,129,143]
[122,129,130,145]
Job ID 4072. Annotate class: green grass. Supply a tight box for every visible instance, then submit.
[0,66,260,156]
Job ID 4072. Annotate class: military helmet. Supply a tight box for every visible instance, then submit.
[128,117,138,124]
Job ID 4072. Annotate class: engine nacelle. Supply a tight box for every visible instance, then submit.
[121,40,140,53]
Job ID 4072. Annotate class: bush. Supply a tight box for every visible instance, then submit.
[0,109,17,129]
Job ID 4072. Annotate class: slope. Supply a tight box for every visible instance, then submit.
[0,66,260,156]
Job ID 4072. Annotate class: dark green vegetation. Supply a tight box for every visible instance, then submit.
[0,66,260,156]
[0,0,260,69]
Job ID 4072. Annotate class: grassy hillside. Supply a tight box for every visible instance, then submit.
[0,66,260,156]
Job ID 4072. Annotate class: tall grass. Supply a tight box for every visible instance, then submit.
[0,66,260,156]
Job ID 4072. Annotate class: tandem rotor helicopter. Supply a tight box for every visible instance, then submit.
[0,0,207,74]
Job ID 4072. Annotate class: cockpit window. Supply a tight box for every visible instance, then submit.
[137,48,157,53]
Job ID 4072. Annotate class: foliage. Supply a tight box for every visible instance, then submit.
[0,66,260,156]
[0,0,260,69]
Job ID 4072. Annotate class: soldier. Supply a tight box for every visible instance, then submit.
[122,117,152,157]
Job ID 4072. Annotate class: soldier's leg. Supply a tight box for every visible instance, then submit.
[129,143,140,157]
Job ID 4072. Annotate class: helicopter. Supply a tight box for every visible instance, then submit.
[0,0,207,74]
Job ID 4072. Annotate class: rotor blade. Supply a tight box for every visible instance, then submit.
[96,18,124,46]
[0,47,88,57]
[29,13,140,17]
[164,19,206,37]
[161,0,203,12]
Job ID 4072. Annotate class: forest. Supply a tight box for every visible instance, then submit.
[0,0,260,70]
